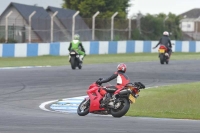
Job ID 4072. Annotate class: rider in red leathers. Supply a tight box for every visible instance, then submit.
[96,63,130,107]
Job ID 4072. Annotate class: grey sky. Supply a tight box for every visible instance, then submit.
[128,0,200,17]
[0,0,63,14]
[0,0,199,17]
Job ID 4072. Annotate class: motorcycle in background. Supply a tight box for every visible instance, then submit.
[158,45,170,64]
[69,50,82,70]
[77,78,145,118]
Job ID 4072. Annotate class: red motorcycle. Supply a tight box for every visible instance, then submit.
[158,45,171,64]
[77,78,145,118]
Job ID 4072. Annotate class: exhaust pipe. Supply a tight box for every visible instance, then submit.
[119,89,131,95]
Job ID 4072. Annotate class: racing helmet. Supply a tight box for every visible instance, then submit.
[163,31,169,36]
[117,63,127,72]
[74,34,80,40]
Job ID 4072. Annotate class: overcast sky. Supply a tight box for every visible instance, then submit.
[0,0,199,17]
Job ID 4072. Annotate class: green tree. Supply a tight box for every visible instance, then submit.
[62,0,130,18]
[138,13,183,40]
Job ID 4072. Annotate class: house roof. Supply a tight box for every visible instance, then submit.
[46,6,92,41]
[180,8,200,19]
[1,2,51,42]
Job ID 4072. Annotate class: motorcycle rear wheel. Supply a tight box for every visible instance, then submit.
[159,54,165,64]
[110,98,130,118]
[77,99,90,116]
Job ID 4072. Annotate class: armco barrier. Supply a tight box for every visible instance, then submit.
[0,41,200,57]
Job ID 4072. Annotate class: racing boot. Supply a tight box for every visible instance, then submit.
[100,93,112,108]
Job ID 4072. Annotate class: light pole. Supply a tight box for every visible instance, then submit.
[163,16,169,29]
[72,11,80,40]
[92,11,100,40]
[111,12,118,41]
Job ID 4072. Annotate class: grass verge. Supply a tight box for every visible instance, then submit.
[126,82,200,120]
[0,52,200,67]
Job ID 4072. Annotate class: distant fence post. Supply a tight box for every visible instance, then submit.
[29,11,36,43]
[5,11,13,43]
[92,11,100,40]
[51,11,58,42]
[72,11,80,40]
[111,12,118,41]
[163,16,169,29]
[129,18,132,40]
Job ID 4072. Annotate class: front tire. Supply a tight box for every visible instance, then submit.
[70,56,76,69]
[77,99,90,116]
[110,98,130,118]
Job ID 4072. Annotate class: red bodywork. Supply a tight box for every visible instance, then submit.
[86,83,105,112]
[159,45,172,58]
[159,45,168,51]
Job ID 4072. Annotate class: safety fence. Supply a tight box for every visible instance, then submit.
[0,41,199,57]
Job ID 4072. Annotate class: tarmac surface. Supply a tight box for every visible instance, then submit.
[0,60,200,133]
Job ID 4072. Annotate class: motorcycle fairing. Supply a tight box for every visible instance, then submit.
[87,84,105,112]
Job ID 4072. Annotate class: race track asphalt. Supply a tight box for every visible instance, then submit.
[0,60,200,133]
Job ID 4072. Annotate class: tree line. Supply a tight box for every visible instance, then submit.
[62,0,183,40]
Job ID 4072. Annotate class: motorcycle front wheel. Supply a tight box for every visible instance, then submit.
[77,99,90,116]
[110,98,130,118]
[70,56,76,69]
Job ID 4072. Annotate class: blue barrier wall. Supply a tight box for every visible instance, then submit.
[0,41,200,57]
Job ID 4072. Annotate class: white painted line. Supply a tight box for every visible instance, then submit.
[0,66,52,70]
[39,100,58,112]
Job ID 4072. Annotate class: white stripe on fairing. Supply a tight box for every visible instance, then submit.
[83,41,90,55]
[99,41,108,54]
[38,43,50,56]
[135,41,143,53]
[60,42,70,56]
[196,41,200,52]
[117,41,126,53]
[15,43,27,57]
[182,41,189,52]
[151,41,158,53]
[0,44,2,57]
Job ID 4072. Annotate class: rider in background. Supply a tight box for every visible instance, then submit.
[68,34,86,63]
[153,31,172,56]
[96,63,130,107]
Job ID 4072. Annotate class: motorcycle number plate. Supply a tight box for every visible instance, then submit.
[129,94,135,103]
[159,49,165,53]
[70,52,75,54]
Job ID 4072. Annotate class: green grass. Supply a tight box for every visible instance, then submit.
[126,82,200,120]
[0,52,200,67]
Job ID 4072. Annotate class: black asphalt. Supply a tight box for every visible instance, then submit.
[0,60,200,133]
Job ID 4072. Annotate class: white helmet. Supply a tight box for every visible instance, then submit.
[163,31,169,36]
[74,34,80,40]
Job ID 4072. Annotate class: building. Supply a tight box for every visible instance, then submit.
[0,2,51,43]
[179,8,200,40]
[46,6,92,42]
[0,2,92,43]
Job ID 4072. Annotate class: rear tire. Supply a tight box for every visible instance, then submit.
[70,56,76,69]
[159,54,164,64]
[110,98,130,118]
[77,99,90,116]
